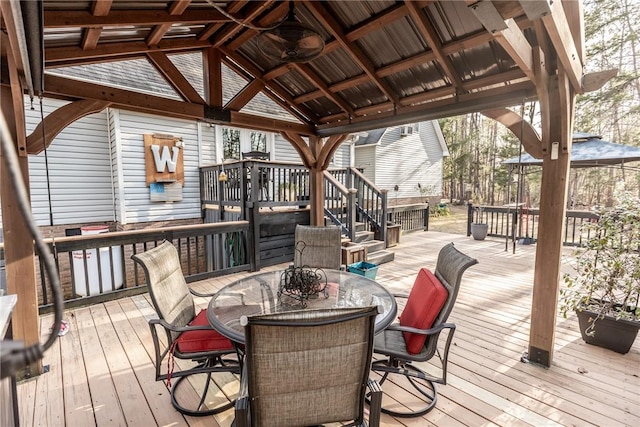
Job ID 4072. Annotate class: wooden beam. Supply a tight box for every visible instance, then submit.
[223,1,289,50]
[225,79,265,111]
[316,81,537,136]
[203,47,222,107]
[26,100,111,154]
[145,0,192,46]
[219,47,317,123]
[529,71,574,367]
[0,71,41,377]
[520,0,583,93]
[281,131,315,169]
[582,69,617,93]
[291,63,353,116]
[196,0,248,41]
[469,2,535,82]
[318,135,348,171]
[210,1,275,48]
[80,0,113,50]
[306,1,399,104]
[481,108,542,158]
[308,135,324,226]
[44,9,230,28]
[46,39,213,66]
[406,1,465,90]
[146,51,204,103]
[40,74,313,135]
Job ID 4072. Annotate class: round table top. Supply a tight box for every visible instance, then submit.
[207,269,397,344]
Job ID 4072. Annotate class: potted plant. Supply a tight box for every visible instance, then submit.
[560,191,640,354]
[470,205,488,240]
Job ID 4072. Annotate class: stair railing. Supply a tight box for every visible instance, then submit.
[323,171,356,241]
[327,167,388,245]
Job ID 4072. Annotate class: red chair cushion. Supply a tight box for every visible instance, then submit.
[176,309,234,353]
[398,268,448,354]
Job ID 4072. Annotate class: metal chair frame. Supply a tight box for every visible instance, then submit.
[370,243,478,417]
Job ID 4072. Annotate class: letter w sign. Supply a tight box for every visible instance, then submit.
[144,134,184,186]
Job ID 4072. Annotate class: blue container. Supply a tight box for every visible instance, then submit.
[348,261,379,279]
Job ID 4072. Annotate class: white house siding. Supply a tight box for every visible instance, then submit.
[273,134,303,164]
[199,122,217,166]
[116,111,202,223]
[330,143,351,168]
[25,97,115,226]
[375,122,444,200]
[354,145,377,182]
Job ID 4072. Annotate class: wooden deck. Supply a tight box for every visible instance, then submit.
[17,231,640,426]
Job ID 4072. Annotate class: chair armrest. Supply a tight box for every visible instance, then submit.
[366,379,382,427]
[392,293,409,299]
[235,363,250,427]
[383,322,455,336]
[149,318,216,333]
[189,288,216,298]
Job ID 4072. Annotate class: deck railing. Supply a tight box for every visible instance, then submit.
[388,204,430,232]
[467,204,599,246]
[35,221,251,312]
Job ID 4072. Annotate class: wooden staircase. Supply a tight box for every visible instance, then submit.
[351,222,395,266]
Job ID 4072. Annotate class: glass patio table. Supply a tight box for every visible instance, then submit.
[206,269,397,344]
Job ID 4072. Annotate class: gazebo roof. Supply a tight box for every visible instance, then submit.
[503,133,640,167]
[13,0,586,139]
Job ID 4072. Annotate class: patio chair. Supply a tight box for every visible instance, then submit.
[294,224,342,270]
[370,242,477,417]
[131,241,240,416]
[234,306,382,427]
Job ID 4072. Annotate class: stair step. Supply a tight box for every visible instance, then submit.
[354,230,374,243]
[360,239,385,253]
[354,222,366,232]
[367,250,395,265]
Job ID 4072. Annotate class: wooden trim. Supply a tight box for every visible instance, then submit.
[26,99,111,154]
[291,63,353,116]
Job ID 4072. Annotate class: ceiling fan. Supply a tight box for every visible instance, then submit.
[256,1,325,63]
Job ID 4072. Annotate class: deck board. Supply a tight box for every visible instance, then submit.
[17,231,640,426]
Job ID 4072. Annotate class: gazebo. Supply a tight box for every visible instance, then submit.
[0,0,613,374]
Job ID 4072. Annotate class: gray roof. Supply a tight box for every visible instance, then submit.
[503,134,640,167]
[47,53,299,123]
[354,128,386,146]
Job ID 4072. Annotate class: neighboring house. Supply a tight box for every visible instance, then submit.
[0,53,446,232]
[353,122,449,206]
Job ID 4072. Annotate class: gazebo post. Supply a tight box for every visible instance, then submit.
[0,45,42,376]
[528,72,574,367]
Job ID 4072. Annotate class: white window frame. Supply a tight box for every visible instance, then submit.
[215,126,274,162]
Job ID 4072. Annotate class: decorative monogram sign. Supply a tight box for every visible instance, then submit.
[144,133,184,202]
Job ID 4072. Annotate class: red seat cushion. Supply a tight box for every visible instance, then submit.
[398,268,448,354]
[176,309,234,353]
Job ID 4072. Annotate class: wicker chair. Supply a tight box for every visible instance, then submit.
[131,241,240,416]
[294,224,343,270]
[371,243,478,417]
[235,306,382,427]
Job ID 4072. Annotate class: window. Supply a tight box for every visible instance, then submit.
[218,127,272,161]
[250,131,267,152]
[222,128,241,160]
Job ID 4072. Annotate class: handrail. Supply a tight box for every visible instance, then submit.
[349,167,387,243]
[323,171,355,240]
[467,204,599,246]
[35,221,252,312]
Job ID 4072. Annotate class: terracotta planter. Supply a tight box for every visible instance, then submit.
[576,308,640,354]
[470,223,488,240]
